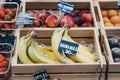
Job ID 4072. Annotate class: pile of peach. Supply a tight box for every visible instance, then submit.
[102,9,120,27]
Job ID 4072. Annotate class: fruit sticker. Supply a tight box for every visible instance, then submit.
[58,40,79,56]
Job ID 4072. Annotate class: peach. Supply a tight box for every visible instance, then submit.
[108,9,117,17]
[110,16,120,25]
[103,17,110,23]
[101,11,109,18]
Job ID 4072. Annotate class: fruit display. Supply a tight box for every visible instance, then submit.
[108,38,120,62]
[0,54,10,78]
[24,10,94,28]
[0,2,18,29]
[0,33,15,47]
[17,28,98,64]
[101,9,120,27]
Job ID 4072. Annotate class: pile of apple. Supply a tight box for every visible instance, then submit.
[25,10,94,28]
[0,8,17,29]
[102,9,120,27]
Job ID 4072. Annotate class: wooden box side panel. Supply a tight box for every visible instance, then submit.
[12,73,120,80]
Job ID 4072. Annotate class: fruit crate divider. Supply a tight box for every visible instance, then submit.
[99,29,109,80]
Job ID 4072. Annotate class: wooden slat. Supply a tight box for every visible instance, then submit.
[12,73,120,80]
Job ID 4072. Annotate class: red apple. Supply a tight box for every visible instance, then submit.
[39,11,51,21]
[78,10,88,17]
[80,13,93,23]
[81,23,93,27]
[45,15,59,28]
[61,15,75,27]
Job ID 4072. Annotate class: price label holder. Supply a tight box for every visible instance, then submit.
[58,40,79,56]
[57,0,74,20]
[16,13,34,25]
[6,0,21,7]
[33,69,52,80]
[117,0,120,9]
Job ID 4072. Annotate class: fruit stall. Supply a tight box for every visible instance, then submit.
[0,0,120,80]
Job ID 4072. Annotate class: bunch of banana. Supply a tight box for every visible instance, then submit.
[62,29,98,63]
[51,27,98,63]
[28,39,60,63]
[18,31,60,64]
[51,28,75,63]
[18,31,34,64]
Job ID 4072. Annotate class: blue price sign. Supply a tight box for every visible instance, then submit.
[58,40,79,56]
[57,1,74,14]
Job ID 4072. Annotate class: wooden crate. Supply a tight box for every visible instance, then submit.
[11,28,104,74]
[100,28,120,72]
[12,73,103,80]
[11,73,120,80]
[96,0,120,29]
[19,0,97,28]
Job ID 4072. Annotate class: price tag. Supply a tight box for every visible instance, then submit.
[16,13,34,25]
[16,18,33,25]
[58,40,79,56]
[117,0,120,9]
[33,69,52,80]
[18,13,35,19]
[57,0,74,14]
[6,0,21,7]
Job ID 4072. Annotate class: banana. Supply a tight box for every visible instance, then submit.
[62,29,98,63]
[67,53,97,63]
[62,29,92,53]
[35,43,60,62]
[67,49,97,63]
[43,46,53,51]
[51,28,66,62]
[18,31,34,64]
[28,40,59,64]
[63,57,75,63]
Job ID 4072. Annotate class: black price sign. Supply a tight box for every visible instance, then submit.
[58,40,79,56]
[33,70,52,80]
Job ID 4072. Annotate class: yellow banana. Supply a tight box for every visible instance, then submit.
[35,44,60,62]
[62,29,98,63]
[51,28,66,62]
[43,46,53,51]
[63,57,75,64]
[18,31,34,64]
[67,53,97,63]
[62,29,92,53]
[67,49,97,63]
[28,40,59,64]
